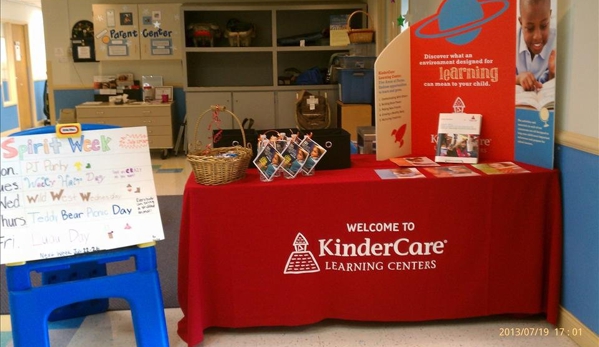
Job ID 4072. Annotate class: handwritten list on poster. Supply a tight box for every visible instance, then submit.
[0,127,164,264]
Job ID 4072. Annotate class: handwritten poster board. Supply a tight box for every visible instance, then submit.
[375,0,556,168]
[0,127,164,264]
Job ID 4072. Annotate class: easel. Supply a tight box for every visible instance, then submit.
[4,124,169,347]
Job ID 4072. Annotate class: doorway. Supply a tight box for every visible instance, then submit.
[1,22,33,131]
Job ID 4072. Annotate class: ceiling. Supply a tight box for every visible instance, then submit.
[5,0,42,8]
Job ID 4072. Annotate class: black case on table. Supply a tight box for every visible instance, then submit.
[255,128,351,170]
[307,128,351,170]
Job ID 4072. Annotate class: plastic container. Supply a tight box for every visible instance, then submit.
[349,43,376,56]
[338,68,374,104]
[339,55,376,69]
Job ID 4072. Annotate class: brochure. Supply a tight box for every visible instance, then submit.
[472,162,530,175]
[424,165,480,178]
[390,156,439,167]
[280,140,309,178]
[300,137,327,174]
[375,168,426,180]
[435,113,482,164]
[253,143,284,180]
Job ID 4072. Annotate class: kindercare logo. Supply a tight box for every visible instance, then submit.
[283,222,448,275]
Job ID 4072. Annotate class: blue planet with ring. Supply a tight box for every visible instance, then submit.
[414,0,509,45]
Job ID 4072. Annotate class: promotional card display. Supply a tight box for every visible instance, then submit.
[374,0,557,169]
[253,131,328,181]
[434,113,482,164]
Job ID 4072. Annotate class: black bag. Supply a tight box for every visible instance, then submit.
[295,90,331,130]
[213,118,258,168]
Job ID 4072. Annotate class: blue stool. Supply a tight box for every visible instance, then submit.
[6,244,169,347]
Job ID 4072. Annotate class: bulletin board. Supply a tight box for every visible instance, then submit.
[0,126,164,264]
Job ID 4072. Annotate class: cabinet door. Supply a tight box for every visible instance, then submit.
[233,92,275,130]
[276,91,301,129]
[93,4,140,60]
[185,92,232,147]
[138,4,182,60]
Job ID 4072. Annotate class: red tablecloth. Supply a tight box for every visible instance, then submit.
[177,155,562,346]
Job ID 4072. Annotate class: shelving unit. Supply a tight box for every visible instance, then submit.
[181,2,368,147]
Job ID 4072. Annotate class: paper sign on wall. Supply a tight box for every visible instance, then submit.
[0,127,164,264]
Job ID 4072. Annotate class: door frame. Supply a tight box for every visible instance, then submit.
[1,21,35,131]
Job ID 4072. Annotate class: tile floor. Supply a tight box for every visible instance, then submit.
[0,309,581,347]
[0,151,583,347]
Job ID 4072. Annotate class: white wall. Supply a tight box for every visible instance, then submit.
[0,0,46,81]
[556,0,598,139]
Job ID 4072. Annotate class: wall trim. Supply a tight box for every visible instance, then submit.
[556,130,599,155]
[558,306,599,347]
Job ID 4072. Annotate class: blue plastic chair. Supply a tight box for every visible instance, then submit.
[5,125,169,347]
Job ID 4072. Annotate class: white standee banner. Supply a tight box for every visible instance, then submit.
[0,126,164,264]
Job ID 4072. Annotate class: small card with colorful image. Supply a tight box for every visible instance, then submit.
[280,140,309,178]
[253,142,284,180]
[300,137,327,174]
[390,156,439,167]
[424,165,480,178]
[472,162,530,174]
[375,168,426,179]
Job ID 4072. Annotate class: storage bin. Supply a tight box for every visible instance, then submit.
[339,55,376,69]
[338,68,374,104]
[357,125,376,154]
[349,43,376,56]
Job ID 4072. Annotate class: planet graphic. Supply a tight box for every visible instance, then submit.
[414,0,509,45]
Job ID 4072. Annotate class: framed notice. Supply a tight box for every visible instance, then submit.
[0,127,165,264]
[154,86,173,101]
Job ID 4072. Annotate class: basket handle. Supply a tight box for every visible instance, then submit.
[192,105,247,148]
[347,10,371,31]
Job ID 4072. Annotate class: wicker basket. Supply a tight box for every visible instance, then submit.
[187,106,253,185]
[347,10,374,44]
